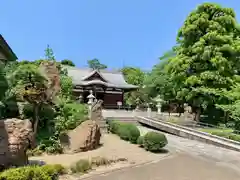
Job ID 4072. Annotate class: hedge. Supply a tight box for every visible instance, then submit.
[108,120,140,143]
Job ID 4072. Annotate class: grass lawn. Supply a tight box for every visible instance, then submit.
[198,127,240,142]
[199,128,234,134]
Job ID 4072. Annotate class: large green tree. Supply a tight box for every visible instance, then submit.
[165,3,240,121]
[87,58,107,70]
[121,67,147,106]
[10,63,48,133]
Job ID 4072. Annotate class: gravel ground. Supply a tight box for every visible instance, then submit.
[32,126,240,179]
[30,133,168,167]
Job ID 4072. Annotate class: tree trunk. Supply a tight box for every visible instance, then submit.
[194,108,201,122]
[224,111,229,124]
[178,103,182,117]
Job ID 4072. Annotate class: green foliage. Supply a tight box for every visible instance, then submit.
[87,58,107,70]
[61,59,75,67]
[59,75,73,99]
[117,123,140,143]
[108,120,121,134]
[0,164,66,180]
[121,67,148,106]
[109,121,140,143]
[45,44,55,61]
[70,159,91,173]
[54,101,88,132]
[200,127,240,142]
[144,3,240,124]
[166,3,240,116]
[143,132,168,152]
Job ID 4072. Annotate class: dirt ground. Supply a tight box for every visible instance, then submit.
[30,128,240,180]
[30,134,169,167]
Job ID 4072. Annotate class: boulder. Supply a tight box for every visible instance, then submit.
[0,118,34,168]
[66,120,101,153]
[39,61,61,102]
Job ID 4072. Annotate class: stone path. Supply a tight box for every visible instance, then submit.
[138,126,240,172]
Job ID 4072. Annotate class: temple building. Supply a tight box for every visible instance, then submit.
[65,66,138,108]
[0,34,18,63]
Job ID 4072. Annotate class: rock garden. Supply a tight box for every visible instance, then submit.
[0,58,169,180]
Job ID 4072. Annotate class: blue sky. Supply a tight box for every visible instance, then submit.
[1,0,239,70]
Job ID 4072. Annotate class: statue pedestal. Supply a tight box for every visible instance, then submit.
[147,107,151,117]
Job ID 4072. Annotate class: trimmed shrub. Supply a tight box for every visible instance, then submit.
[108,120,121,134]
[143,132,168,152]
[70,159,91,173]
[0,164,65,180]
[137,136,144,147]
[117,123,140,143]
[108,120,140,143]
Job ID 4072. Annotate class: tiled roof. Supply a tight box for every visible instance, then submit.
[0,34,17,60]
[63,66,138,89]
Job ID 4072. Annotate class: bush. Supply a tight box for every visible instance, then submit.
[137,136,144,147]
[108,120,121,134]
[143,132,168,152]
[70,159,91,173]
[33,100,88,155]
[229,134,240,142]
[234,121,240,134]
[117,123,140,143]
[0,164,65,180]
[108,121,140,143]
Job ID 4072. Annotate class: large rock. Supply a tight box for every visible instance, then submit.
[66,120,101,153]
[0,118,35,168]
[39,61,61,102]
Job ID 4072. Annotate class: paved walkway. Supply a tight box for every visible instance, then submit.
[138,126,240,171]
[81,126,240,179]
[84,153,240,180]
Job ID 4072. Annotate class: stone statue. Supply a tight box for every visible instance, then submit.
[183,103,194,120]
[90,100,104,122]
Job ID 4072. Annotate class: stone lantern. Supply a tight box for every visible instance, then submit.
[78,95,83,103]
[155,95,163,114]
[147,103,152,117]
[87,90,95,119]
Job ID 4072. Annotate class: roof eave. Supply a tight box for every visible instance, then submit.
[0,34,18,61]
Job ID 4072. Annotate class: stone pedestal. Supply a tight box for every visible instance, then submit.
[147,107,151,118]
